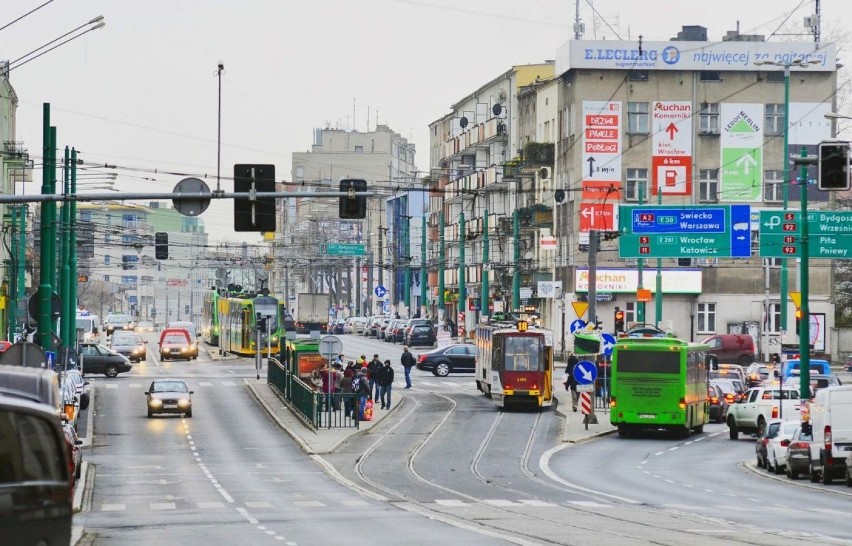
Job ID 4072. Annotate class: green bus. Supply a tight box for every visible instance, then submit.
[609,337,713,438]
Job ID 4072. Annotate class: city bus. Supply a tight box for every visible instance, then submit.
[200,289,220,345]
[221,295,281,356]
[610,337,712,437]
[475,320,554,409]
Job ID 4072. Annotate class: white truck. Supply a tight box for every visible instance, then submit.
[295,293,330,334]
[808,385,852,484]
[727,386,802,440]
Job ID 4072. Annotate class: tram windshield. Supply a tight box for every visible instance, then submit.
[503,336,543,371]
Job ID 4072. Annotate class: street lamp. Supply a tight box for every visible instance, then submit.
[753,58,820,345]
[6,16,106,73]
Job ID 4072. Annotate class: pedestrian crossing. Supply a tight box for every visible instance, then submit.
[94,497,609,513]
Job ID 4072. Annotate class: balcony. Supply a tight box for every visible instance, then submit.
[440,117,507,162]
[518,204,553,229]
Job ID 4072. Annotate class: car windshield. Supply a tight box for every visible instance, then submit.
[164,335,187,344]
[765,422,782,439]
[113,335,139,344]
[151,381,188,393]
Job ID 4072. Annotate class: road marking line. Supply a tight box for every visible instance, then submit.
[435,499,470,507]
[569,501,611,508]
[518,499,557,507]
[221,381,236,386]
[236,507,258,524]
[655,451,665,456]
[198,502,225,509]
[485,499,524,506]
[128,383,142,388]
[199,382,213,386]
[101,503,126,511]
[104,384,118,389]
[293,500,324,507]
[245,501,273,509]
[149,502,176,510]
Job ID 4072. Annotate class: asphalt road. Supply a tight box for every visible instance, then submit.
[73,332,852,545]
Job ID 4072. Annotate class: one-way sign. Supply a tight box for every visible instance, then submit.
[573,360,598,385]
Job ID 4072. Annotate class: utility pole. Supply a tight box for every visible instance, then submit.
[37,104,56,350]
[458,209,466,332]
[636,180,646,324]
[420,210,427,317]
[59,147,71,347]
[377,223,384,315]
[512,205,520,311]
[481,209,489,318]
[655,181,663,325]
[403,213,411,316]
[69,150,78,338]
[438,204,445,319]
[588,230,598,325]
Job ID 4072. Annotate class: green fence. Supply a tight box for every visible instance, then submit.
[267,357,359,430]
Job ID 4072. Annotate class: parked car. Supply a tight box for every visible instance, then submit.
[62,421,83,482]
[784,373,842,398]
[159,331,194,361]
[809,386,852,484]
[755,418,786,469]
[0,340,12,353]
[766,420,802,474]
[702,333,755,366]
[407,324,437,347]
[110,332,147,363]
[145,379,193,418]
[707,384,729,424]
[387,320,406,343]
[328,319,345,335]
[377,319,392,341]
[846,356,852,373]
[60,378,80,430]
[345,316,368,334]
[64,369,88,398]
[786,424,813,480]
[78,343,133,378]
[415,343,476,377]
[0,395,74,544]
[366,316,388,337]
[403,318,433,345]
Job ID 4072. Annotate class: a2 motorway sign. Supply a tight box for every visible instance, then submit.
[758,210,852,258]
[618,205,751,258]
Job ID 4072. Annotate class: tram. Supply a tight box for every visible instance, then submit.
[200,289,220,345]
[475,320,554,409]
[220,294,282,356]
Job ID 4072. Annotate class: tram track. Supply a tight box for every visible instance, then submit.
[334,390,816,546]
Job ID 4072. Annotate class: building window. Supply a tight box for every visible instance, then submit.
[104,275,110,282]
[699,103,720,134]
[697,303,716,333]
[765,104,785,136]
[766,71,785,83]
[104,233,111,244]
[764,169,783,202]
[104,255,110,265]
[625,302,636,325]
[627,102,649,134]
[624,169,648,201]
[768,303,782,333]
[698,169,719,202]
[700,71,721,82]
[121,255,138,270]
[354,145,363,154]
[121,275,138,288]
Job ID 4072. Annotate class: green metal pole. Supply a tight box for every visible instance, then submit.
[17,205,26,317]
[512,208,520,310]
[438,207,445,313]
[780,65,791,338]
[655,186,663,324]
[798,147,810,400]
[69,149,79,343]
[37,104,56,350]
[420,212,426,316]
[60,147,71,346]
[636,181,646,323]
[459,210,466,311]
[481,210,489,317]
[403,213,411,315]
[8,206,18,339]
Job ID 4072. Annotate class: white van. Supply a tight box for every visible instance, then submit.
[75,315,101,342]
[808,385,852,484]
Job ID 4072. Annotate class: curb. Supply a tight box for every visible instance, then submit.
[742,460,852,497]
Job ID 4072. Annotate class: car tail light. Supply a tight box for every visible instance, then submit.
[772,406,779,418]
[678,398,686,410]
[791,441,809,449]
[417,354,426,363]
[710,396,719,404]
[725,393,735,404]
[609,397,616,408]
[825,425,832,451]
[780,439,790,447]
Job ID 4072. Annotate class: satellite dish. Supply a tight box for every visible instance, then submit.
[492,103,502,117]
[172,177,211,217]
[554,189,566,203]
[459,116,469,129]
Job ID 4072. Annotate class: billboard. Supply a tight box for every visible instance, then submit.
[651,101,693,196]
[720,103,764,202]
[582,101,622,181]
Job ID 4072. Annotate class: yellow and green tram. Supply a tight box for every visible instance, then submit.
[221,295,282,356]
[610,337,712,437]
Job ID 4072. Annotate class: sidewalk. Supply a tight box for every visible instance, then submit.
[551,359,617,443]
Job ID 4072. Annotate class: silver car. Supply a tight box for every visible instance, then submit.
[110,332,147,362]
[145,379,193,418]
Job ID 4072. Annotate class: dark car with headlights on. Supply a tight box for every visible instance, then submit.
[407,324,436,347]
[707,384,729,423]
[78,343,133,378]
[415,343,475,377]
[159,332,193,361]
[145,379,193,418]
[110,332,147,363]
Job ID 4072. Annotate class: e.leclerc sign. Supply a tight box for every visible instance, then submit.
[618,205,751,259]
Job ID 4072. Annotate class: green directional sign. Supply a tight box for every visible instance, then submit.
[322,242,366,256]
[758,210,852,258]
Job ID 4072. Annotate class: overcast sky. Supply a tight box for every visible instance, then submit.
[1,0,845,243]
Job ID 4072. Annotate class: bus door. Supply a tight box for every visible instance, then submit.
[242,307,252,350]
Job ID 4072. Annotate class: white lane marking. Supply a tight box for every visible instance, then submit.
[655,451,665,456]
[435,499,470,507]
[128,383,142,388]
[693,437,706,442]
[668,446,679,451]
[149,502,176,510]
[101,503,126,511]
[293,500,324,507]
[518,499,557,507]
[104,384,118,389]
[245,501,273,509]
[214,483,234,503]
[539,443,640,505]
[703,489,715,493]
[683,484,695,488]
[664,479,675,484]
[236,507,258,524]
[198,502,225,509]
[569,501,611,508]
[199,382,213,387]
[221,380,236,386]
[485,499,524,507]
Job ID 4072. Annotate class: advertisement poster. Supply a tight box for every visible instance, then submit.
[651,101,693,196]
[582,101,622,181]
[720,103,764,202]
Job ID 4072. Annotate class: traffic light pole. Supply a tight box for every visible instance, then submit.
[796,148,811,400]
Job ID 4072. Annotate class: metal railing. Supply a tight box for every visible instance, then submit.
[267,357,359,430]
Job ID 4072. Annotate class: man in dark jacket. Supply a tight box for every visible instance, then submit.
[367,354,382,400]
[564,352,579,412]
[356,367,371,420]
[377,359,395,409]
[400,346,416,388]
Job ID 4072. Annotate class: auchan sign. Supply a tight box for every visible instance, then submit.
[575,268,702,294]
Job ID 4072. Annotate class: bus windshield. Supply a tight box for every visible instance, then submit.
[504,336,542,371]
[616,350,680,374]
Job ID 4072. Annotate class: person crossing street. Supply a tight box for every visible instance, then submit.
[401,346,415,389]
[377,359,394,409]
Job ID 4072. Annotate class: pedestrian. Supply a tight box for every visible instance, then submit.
[378,359,394,409]
[331,362,344,410]
[564,352,579,412]
[342,361,356,419]
[401,345,415,389]
[367,353,382,400]
[356,367,371,421]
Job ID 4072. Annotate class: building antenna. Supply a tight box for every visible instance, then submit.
[353,98,357,132]
[367,105,371,132]
[573,0,584,40]
[814,0,821,44]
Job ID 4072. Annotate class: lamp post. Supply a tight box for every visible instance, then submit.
[754,58,820,349]
[6,17,105,73]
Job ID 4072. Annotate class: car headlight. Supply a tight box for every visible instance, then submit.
[271,336,278,343]
[180,347,188,353]
[149,398,163,407]
[177,398,191,407]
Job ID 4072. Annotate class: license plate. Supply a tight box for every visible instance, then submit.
[163,404,177,409]
[639,413,656,419]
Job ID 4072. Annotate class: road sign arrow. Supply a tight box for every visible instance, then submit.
[735,153,758,175]
[587,156,596,177]
[581,207,594,219]
[579,364,593,382]
[665,122,678,140]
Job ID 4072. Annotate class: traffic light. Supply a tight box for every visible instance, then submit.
[339,179,367,219]
[154,232,168,260]
[795,309,802,335]
[818,141,851,191]
[614,307,625,333]
[234,164,276,232]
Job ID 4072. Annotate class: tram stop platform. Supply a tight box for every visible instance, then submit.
[551,359,618,443]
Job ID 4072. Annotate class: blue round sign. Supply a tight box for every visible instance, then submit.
[374,285,387,298]
[601,333,617,356]
[573,360,597,385]
[569,319,587,334]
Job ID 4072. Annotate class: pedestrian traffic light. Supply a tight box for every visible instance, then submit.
[795,308,802,334]
[818,141,851,191]
[614,307,625,333]
[154,232,168,259]
[339,179,367,219]
[234,164,276,232]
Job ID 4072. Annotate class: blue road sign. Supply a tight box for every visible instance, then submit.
[375,285,387,298]
[569,319,587,334]
[382,300,390,313]
[601,333,617,356]
[573,360,597,385]
[45,350,56,370]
